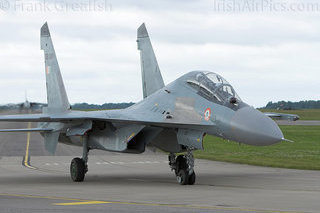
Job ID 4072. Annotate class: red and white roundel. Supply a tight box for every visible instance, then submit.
[204,108,211,121]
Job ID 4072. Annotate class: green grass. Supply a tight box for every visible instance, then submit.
[194,126,320,170]
[259,108,320,120]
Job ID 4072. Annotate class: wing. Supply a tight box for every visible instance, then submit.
[0,128,53,132]
[0,110,211,131]
[264,112,300,121]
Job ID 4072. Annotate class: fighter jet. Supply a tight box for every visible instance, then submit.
[0,23,298,185]
[18,91,46,112]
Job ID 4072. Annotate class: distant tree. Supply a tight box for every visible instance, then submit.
[262,100,320,109]
[0,102,136,111]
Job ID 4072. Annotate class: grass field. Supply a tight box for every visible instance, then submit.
[195,125,320,170]
[259,108,320,120]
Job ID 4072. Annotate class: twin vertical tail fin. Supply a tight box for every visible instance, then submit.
[40,22,69,154]
[40,22,70,113]
[137,23,165,99]
[38,22,163,153]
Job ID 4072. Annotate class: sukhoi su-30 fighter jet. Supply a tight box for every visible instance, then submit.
[0,23,298,185]
[18,91,46,112]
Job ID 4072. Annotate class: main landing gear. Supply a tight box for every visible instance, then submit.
[70,136,89,182]
[169,148,196,185]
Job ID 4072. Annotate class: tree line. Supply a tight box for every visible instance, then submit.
[263,100,320,110]
[1,100,319,110]
[0,102,135,110]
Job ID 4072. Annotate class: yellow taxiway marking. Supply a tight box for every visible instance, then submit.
[0,193,303,213]
[24,122,31,161]
[54,201,111,206]
[23,122,37,170]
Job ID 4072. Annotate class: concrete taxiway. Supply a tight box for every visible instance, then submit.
[1,154,320,213]
[0,110,319,213]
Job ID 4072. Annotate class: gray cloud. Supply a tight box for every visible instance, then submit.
[0,0,319,107]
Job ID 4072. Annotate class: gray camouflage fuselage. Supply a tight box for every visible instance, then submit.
[54,70,283,154]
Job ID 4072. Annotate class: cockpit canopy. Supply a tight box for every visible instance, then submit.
[187,71,241,105]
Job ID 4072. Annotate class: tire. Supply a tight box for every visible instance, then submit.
[177,169,188,185]
[188,171,196,185]
[176,155,187,170]
[175,155,187,176]
[70,158,86,182]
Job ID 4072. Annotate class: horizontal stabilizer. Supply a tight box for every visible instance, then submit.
[0,128,53,132]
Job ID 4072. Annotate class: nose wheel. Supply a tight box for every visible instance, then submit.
[169,148,196,185]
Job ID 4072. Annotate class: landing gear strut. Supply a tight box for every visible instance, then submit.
[70,135,89,182]
[169,148,196,185]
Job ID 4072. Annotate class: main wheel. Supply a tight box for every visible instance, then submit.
[188,171,196,185]
[175,155,187,175]
[70,158,86,182]
[177,169,188,185]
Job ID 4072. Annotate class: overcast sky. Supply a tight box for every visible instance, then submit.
[0,0,319,107]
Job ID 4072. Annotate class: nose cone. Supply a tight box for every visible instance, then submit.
[227,107,283,146]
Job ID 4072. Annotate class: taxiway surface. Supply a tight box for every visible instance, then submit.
[1,154,320,213]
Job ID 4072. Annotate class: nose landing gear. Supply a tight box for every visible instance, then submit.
[169,148,196,185]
